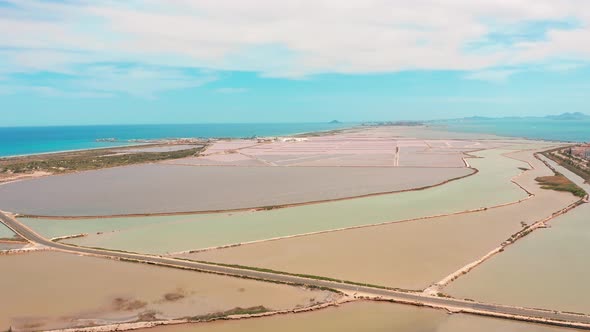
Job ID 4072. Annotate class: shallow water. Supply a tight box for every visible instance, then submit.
[0,165,471,216]
[141,301,574,332]
[183,149,578,290]
[0,222,16,239]
[22,149,531,254]
[446,204,590,314]
[446,155,590,314]
[0,251,334,331]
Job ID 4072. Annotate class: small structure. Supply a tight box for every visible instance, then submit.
[571,144,590,160]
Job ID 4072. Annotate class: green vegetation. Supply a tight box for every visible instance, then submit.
[543,150,590,184]
[192,259,416,292]
[0,145,204,175]
[189,306,269,321]
[536,174,587,198]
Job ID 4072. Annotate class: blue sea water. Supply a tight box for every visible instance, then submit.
[2,119,587,158]
[0,123,353,157]
[434,118,590,143]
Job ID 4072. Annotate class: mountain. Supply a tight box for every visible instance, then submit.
[545,112,590,120]
[329,120,342,124]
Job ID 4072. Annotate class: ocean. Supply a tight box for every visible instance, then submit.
[433,118,590,143]
[0,123,352,157]
[2,119,587,158]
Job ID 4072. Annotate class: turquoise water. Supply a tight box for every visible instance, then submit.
[0,123,352,157]
[434,118,590,142]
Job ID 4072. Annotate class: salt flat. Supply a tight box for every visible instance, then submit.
[0,251,337,332]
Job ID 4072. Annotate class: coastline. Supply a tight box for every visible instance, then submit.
[0,142,147,159]
[0,123,359,159]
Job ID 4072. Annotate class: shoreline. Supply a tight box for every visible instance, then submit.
[0,124,359,159]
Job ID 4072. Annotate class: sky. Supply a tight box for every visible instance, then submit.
[1,0,590,126]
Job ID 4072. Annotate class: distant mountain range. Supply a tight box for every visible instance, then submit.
[544,112,590,120]
[447,112,590,122]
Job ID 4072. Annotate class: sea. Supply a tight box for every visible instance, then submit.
[1,119,588,158]
[432,118,590,143]
[0,123,352,157]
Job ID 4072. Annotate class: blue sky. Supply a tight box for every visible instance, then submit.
[1,1,589,126]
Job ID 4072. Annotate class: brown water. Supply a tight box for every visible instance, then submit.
[0,251,336,331]
[141,301,574,332]
[446,204,590,315]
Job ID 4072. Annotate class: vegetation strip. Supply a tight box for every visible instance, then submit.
[180,258,416,293]
[542,148,590,184]
[536,174,587,197]
[0,145,205,178]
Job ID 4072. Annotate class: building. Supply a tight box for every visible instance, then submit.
[571,144,590,160]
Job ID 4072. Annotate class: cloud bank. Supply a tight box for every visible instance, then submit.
[1,0,589,95]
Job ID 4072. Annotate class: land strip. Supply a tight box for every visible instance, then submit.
[0,143,205,184]
[543,147,590,184]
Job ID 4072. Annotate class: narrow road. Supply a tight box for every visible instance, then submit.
[2,211,590,330]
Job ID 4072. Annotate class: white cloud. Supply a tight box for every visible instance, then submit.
[0,63,218,98]
[0,0,589,81]
[72,65,218,98]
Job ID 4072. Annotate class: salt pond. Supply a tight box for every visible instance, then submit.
[21,149,530,254]
[0,222,17,239]
[446,204,590,314]
[182,150,578,290]
[0,251,336,331]
[446,154,590,314]
[0,165,471,216]
[141,301,574,332]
